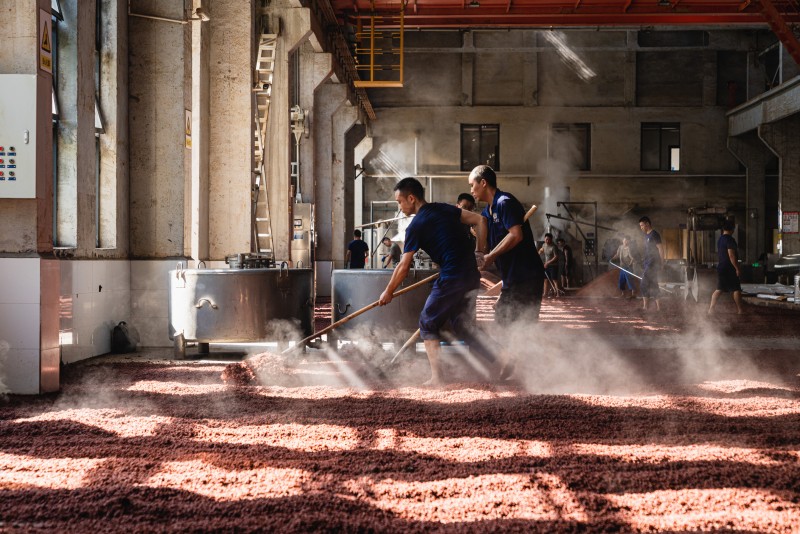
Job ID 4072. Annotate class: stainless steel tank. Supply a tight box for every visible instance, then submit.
[168,265,314,358]
[331,269,437,344]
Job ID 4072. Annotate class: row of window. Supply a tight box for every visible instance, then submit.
[461,122,681,172]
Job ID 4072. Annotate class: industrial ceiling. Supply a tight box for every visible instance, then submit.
[318,0,800,116]
[329,0,800,28]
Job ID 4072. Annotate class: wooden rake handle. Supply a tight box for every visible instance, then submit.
[283,272,440,354]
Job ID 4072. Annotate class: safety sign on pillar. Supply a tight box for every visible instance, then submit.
[39,10,53,74]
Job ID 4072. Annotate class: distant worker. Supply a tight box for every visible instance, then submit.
[538,233,560,297]
[345,229,369,269]
[380,236,402,269]
[378,177,498,386]
[556,237,574,289]
[708,219,745,315]
[638,216,664,311]
[456,192,477,248]
[610,235,636,299]
[469,165,546,379]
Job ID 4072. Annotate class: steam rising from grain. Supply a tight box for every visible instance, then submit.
[0,340,9,396]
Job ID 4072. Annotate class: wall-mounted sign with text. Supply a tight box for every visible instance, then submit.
[782,211,799,234]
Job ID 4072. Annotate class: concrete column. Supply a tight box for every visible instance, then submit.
[313,83,348,263]
[265,5,313,260]
[190,0,209,261]
[759,115,800,255]
[53,0,97,252]
[128,2,188,257]
[207,0,253,258]
[461,31,473,106]
[298,43,333,204]
[97,0,129,255]
[331,104,359,266]
[728,132,767,263]
[624,31,636,106]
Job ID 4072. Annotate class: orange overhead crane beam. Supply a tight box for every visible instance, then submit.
[331,0,800,28]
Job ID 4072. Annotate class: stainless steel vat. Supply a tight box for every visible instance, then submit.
[331,269,437,343]
[168,266,314,358]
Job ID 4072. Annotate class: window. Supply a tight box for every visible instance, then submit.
[51,0,64,21]
[641,123,680,171]
[550,123,591,171]
[461,124,499,171]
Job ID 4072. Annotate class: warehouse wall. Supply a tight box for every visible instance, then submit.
[360,29,760,249]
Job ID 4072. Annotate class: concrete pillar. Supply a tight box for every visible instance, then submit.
[207,0,253,258]
[190,0,209,261]
[759,115,800,255]
[728,132,767,263]
[624,31,636,106]
[313,83,348,263]
[128,2,188,257]
[522,30,537,107]
[97,0,129,254]
[298,43,333,204]
[461,31,473,106]
[331,103,359,266]
[265,4,313,260]
[54,0,97,253]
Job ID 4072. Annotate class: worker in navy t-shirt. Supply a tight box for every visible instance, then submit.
[469,165,545,380]
[708,219,744,315]
[638,216,664,311]
[345,229,370,269]
[378,177,498,386]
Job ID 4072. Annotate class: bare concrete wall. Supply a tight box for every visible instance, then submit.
[362,29,751,246]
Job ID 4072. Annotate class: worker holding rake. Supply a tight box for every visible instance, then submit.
[469,165,546,380]
[378,177,499,386]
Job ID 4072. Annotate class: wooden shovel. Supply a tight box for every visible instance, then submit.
[282,272,439,354]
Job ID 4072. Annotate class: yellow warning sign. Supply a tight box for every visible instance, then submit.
[41,24,51,53]
[39,10,53,74]
[185,110,192,149]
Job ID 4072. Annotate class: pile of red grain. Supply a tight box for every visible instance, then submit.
[2,298,795,532]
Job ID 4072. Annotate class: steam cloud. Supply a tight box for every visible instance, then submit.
[0,340,9,396]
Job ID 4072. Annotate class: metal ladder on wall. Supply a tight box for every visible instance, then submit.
[252,32,278,255]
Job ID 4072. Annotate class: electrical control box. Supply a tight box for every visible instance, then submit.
[0,75,37,198]
[291,203,313,268]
